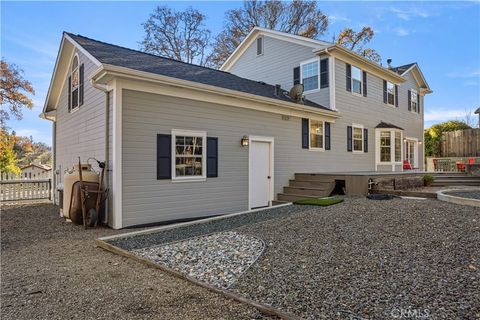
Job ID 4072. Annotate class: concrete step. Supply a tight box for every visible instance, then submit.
[283,186,331,197]
[432,181,480,186]
[277,193,320,202]
[433,175,479,179]
[272,200,289,206]
[289,179,333,188]
[294,173,336,182]
[433,179,480,184]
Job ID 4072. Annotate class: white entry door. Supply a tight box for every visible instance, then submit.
[249,139,273,209]
[405,140,417,167]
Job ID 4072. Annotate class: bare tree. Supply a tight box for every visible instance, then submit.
[141,6,212,66]
[209,0,328,68]
[0,59,35,127]
[335,27,381,63]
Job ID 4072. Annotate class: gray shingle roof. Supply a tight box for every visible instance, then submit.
[376,121,404,130]
[66,32,331,111]
[390,63,416,75]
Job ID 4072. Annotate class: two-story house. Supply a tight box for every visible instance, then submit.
[42,29,431,228]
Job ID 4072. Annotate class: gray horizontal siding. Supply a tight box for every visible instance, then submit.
[54,48,113,217]
[122,89,373,227]
[229,35,330,108]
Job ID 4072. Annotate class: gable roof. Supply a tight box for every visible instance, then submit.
[390,62,432,94]
[49,33,329,112]
[220,27,331,71]
[20,163,52,171]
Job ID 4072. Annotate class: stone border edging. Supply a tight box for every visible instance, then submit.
[95,238,301,320]
[436,189,480,207]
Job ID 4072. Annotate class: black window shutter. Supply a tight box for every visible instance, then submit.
[395,85,399,107]
[347,126,353,152]
[325,122,331,150]
[346,63,352,92]
[362,71,367,97]
[320,58,329,88]
[293,67,300,85]
[417,93,421,114]
[363,128,368,153]
[302,118,309,149]
[157,134,171,180]
[383,80,387,103]
[68,76,72,111]
[79,64,84,106]
[207,137,218,178]
[407,90,411,111]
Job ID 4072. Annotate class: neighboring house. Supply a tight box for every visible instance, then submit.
[42,29,431,229]
[20,162,52,179]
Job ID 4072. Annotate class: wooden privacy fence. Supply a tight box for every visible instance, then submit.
[0,179,52,201]
[441,128,480,157]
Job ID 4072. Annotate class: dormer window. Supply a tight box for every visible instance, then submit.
[256,37,264,56]
[68,54,84,112]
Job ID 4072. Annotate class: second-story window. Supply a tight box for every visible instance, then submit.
[301,60,319,92]
[71,55,79,110]
[256,37,264,56]
[351,66,362,95]
[386,81,395,105]
[410,89,418,112]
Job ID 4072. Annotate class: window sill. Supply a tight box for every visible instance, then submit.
[171,177,207,183]
[352,150,364,153]
[308,147,325,152]
[385,103,396,108]
[69,107,80,114]
[303,88,320,95]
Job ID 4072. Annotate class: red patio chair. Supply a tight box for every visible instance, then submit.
[468,158,475,165]
[403,160,413,170]
[456,161,465,172]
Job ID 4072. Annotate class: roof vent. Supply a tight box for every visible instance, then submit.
[387,58,393,69]
[274,84,281,96]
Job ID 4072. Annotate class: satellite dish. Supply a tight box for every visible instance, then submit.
[289,84,304,103]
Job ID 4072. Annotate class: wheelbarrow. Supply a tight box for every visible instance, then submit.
[78,157,107,229]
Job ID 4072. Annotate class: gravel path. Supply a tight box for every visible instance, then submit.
[0,203,271,320]
[230,198,480,319]
[134,231,265,289]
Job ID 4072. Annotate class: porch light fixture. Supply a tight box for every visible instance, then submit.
[418,141,423,145]
[241,135,249,147]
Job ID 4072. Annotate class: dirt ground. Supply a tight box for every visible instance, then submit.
[0,203,269,320]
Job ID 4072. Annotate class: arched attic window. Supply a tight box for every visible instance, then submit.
[68,54,84,112]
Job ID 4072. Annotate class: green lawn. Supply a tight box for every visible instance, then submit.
[293,198,344,206]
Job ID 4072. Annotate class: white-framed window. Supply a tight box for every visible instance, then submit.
[351,66,362,95]
[309,119,324,149]
[256,36,264,56]
[301,59,319,92]
[377,129,403,164]
[171,129,206,181]
[380,131,391,162]
[71,54,80,111]
[386,81,395,105]
[410,89,418,112]
[353,125,364,152]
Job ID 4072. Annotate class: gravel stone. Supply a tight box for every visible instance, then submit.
[0,203,273,320]
[134,231,265,289]
[444,190,480,200]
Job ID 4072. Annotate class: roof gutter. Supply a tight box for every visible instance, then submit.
[91,64,340,120]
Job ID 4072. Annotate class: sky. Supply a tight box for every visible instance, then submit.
[1,1,479,146]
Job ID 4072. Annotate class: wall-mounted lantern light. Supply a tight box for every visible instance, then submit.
[418,141,423,145]
[241,135,249,147]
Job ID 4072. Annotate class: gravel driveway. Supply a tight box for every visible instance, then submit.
[0,203,270,320]
[230,198,480,319]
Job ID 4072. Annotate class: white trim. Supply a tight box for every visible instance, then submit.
[350,65,363,96]
[70,53,80,112]
[308,119,325,151]
[64,33,101,67]
[171,129,207,182]
[375,128,403,171]
[256,36,264,56]
[91,65,339,122]
[385,80,396,107]
[329,56,336,110]
[400,63,432,94]
[300,57,320,94]
[404,137,419,168]
[112,78,123,229]
[352,124,364,153]
[248,135,274,210]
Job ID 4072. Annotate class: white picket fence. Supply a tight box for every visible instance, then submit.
[0,179,52,201]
